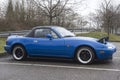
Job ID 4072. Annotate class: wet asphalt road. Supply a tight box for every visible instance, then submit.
[0,42,120,80]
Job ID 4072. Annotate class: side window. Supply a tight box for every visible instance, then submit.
[34,28,58,38]
[34,29,50,38]
[51,31,58,39]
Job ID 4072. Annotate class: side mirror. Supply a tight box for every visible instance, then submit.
[46,34,52,39]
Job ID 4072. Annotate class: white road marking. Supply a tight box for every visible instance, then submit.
[0,62,120,72]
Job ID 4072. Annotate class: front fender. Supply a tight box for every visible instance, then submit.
[64,39,106,58]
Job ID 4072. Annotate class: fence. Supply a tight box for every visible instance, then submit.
[0,30,30,37]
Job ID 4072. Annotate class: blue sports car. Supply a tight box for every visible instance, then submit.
[4,26,116,64]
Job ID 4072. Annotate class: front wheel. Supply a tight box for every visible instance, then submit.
[75,47,95,64]
[12,45,27,61]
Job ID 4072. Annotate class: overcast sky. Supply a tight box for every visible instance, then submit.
[0,0,120,16]
[79,0,120,16]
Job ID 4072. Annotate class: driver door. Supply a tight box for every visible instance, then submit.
[28,28,65,57]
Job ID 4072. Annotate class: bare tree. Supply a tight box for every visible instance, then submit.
[97,0,120,36]
[5,0,14,21]
[88,13,103,30]
[0,0,87,31]
[33,0,69,25]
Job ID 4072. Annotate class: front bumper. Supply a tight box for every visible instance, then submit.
[95,43,116,60]
[4,45,11,54]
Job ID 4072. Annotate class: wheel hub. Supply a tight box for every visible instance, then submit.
[80,50,91,61]
[15,49,23,58]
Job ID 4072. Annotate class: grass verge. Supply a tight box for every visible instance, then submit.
[0,38,6,54]
[76,32,120,41]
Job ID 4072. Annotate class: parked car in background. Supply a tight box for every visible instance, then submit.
[4,26,116,64]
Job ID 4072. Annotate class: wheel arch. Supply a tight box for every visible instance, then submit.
[11,43,27,54]
[74,45,97,59]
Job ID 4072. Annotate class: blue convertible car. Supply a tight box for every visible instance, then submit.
[4,26,116,64]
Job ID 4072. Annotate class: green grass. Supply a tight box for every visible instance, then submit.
[0,38,6,53]
[76,32,120,41]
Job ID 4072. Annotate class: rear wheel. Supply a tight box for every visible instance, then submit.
[12,45,27,61]
[75,47,95,64]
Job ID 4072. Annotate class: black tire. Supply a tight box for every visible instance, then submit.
[12,45,27,61]
[75,47,95,64]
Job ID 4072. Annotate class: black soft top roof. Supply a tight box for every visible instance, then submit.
[26,26,60,37]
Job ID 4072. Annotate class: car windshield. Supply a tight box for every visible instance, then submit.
[53,27,75,37]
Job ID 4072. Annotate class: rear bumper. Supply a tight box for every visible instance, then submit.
[4,45,11,54]
[96,47,116,60]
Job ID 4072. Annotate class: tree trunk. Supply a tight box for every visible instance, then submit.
[49,16,52,25]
